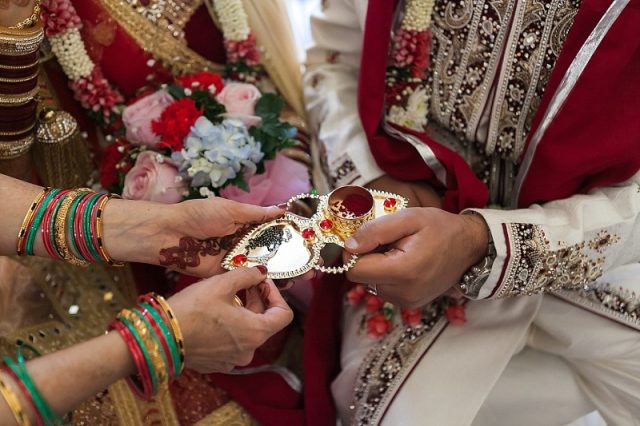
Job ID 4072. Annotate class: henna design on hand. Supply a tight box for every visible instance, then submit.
[159,225,250,270]
[0,0,33,8]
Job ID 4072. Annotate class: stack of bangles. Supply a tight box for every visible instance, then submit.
[16,187,124,267]
[0,294,183,424]
[1,344,66,426]
[109,293,185,400]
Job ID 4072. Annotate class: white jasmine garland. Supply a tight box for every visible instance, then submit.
[49,28,95,81]
[212,0,251,41]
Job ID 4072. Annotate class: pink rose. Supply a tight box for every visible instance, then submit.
[220,153,311,206]
[122,151,187,204]
[216,83,262,127]
[122,90,174,146]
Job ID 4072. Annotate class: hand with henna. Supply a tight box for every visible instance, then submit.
[102,197,286,278]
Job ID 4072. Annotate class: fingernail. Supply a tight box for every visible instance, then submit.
[255,265,268,275]
[276,203,289,210]
[345,237,358,251]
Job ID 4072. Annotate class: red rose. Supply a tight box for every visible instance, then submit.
[445,304,466,326]
[346,285,367,306]
[401,308,423,327]
[365,294,384,313]
[151,98,203,151]
[366,314,392,338]
[177,72,225,95]
[411,30,431,78]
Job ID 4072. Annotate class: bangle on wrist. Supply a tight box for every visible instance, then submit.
[457,211,496,299]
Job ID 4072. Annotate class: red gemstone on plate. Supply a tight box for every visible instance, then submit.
[302,228,316,240]
[384,198,397,210]
[232,254,247,266]
[319,219,333,231]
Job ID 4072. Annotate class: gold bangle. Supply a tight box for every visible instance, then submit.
[0,23,44,56]
[151,293,185,373]
[0,123,35,137]
[0,376,30,426]
[119,309,170,387]
[8,1,41,30]
[0,60,39,70]
[0,134,34,160]
[0,71,39,83]
[95,194,126,267]
[16,187,49,255]
[233,295,244,307]
[54,189,91,267]
[0,87,39,106]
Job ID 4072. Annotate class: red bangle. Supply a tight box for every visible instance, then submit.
[0,364,45,426]
[73,193,96,263]
[109,321,153,400]
[41,190,70,260]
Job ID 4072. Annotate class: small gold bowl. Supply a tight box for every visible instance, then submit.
[326,185,375,240]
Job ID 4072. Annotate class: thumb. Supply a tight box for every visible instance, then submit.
[223,265,269,293]
[232,202,284,225]
[344,209,419,254]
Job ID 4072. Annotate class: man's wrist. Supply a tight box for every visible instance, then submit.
[460,212,490,267]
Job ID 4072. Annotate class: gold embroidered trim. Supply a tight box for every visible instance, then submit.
[193,401,253,426]
[497,224,619,298]
[98,0,224,75]
[351,299,448,425]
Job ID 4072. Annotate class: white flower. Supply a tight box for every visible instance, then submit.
[386,88,428,131]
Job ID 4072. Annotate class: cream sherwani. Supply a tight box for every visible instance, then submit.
[304,0,640,425]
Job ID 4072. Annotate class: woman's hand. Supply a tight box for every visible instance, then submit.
[366,175,441,208]
[343,208,489,308]
[168,266,294,373]
[104,197,285,277]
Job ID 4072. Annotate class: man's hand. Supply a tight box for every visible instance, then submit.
[366,175,441,208]
[343,208,489,308]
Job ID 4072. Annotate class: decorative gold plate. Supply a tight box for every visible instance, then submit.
[222,185,407,279]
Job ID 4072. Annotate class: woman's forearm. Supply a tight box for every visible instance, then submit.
[0,332,135,423]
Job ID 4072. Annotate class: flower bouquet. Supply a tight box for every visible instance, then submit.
[100,71,310,205]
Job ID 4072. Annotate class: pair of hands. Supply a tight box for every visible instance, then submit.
[104,197,298,373]
[343,176,489,308]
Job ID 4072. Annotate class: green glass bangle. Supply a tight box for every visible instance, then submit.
[66,191,91,261]
[82,193,103,263]
[4,354,64,426]
[139,302,181,377]
[130,308,170,381]
[119,317,158,395]
[26,189,61,256]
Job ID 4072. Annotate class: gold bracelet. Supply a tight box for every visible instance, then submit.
[0,123,36,137]
[0,87,39,106]
[0,23,44,56]
[95,194,126,267]
[54,189,91,267]
[16,187,49,255]
[0,71,39,83]
[152,293,185,373]
[119,309,170,387]
[0,60,38,70]
[0,375,30,426]
[0,134,34,160]
[8,0,41,30]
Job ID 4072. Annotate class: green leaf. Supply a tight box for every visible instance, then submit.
[168,85,186,99]
[255,93,284,117]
